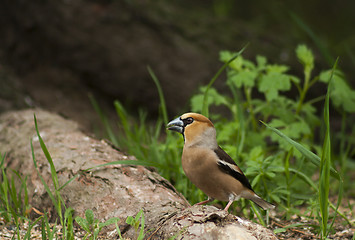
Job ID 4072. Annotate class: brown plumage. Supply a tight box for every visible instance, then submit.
[168,112,275,211]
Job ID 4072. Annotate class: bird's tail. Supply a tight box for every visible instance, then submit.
[250,193,275,210]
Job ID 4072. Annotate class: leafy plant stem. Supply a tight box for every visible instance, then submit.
[296,68,311,115]
[202,44,248,117]
[244,86,258,130]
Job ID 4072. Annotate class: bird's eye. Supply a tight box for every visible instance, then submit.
[185,117,194,124]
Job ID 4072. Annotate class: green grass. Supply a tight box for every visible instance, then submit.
[32,114,76,240]
[0,153,31,239]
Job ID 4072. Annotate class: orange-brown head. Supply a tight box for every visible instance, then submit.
[167,113,217,148]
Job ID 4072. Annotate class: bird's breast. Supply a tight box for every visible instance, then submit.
[181,146,245,201]
[181,147,210,177]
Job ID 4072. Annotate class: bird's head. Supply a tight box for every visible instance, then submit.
[167,113,217,148]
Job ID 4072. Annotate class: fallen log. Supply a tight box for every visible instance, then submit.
[0,109,276,239]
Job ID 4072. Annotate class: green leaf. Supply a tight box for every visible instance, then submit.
[219,51,234,62]
[126,216,134,225]
[251,174,261,187]
[220,51,243,70]
[75,217,90,232]
[85,209,95,225]
[31,140,58,218]
[296,44,314,72]
[34,115,59,190]
[215,121,238,143]
[203,45,248,116]
[228,71,257,88]
[319,70,355,112]
[190,87,229,113]
[266,64,289,73]
[99,217,120,228]
[259,72,292,101]
[256,55,267,70]
[269,119,311,140]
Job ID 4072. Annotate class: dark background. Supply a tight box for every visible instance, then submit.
[0,0,354,130]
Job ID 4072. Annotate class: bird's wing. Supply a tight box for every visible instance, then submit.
[214,146,253,191]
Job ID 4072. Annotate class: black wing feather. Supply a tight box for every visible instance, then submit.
[214,147,253,191]
[214,146,237,166]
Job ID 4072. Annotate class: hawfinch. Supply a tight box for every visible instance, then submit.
[167,113,275,211]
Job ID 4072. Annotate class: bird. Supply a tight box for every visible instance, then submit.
[167,112,275,212]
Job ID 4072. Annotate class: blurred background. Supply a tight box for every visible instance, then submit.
[0,0,354,130]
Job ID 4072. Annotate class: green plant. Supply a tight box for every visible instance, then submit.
[75,209,120,240]
[41,213,58,240]
[125,209,146,240]
[113,210,147,240]
[32,115,76,240]
[0,152,32,239]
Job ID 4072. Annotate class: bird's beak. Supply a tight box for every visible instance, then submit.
[167,117,184,133]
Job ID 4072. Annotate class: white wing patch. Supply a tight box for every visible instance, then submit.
[217,159,243,174]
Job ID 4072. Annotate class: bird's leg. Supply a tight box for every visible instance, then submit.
[194,197,214,206]
[223,199,233,211]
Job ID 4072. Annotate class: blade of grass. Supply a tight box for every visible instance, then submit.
[22,176,29,217]
[33,115,68,238]
[64,207,74,240]
[58,173,79,192]
[24,216,43,240]
[115,221,124,240]
[250,203,266,227]
[273,223,306,234]
[202,44,249,117]
[289,168,317,191]
[89,94,119,147]
[85,160,162,172]
[319,62,332,239]
[34,115,59,191]
[229,84,246,155]
[31,140,58,217]
[284,148,293,217]
[147,66,168,126]
[260,121,340,180]
[290,12,333,66]
[1,166,11,222]
[323,58,346,234]
[41,214,47,240]
[138,209,145,240]
[114,100,130,139]
[0,152,5,168]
